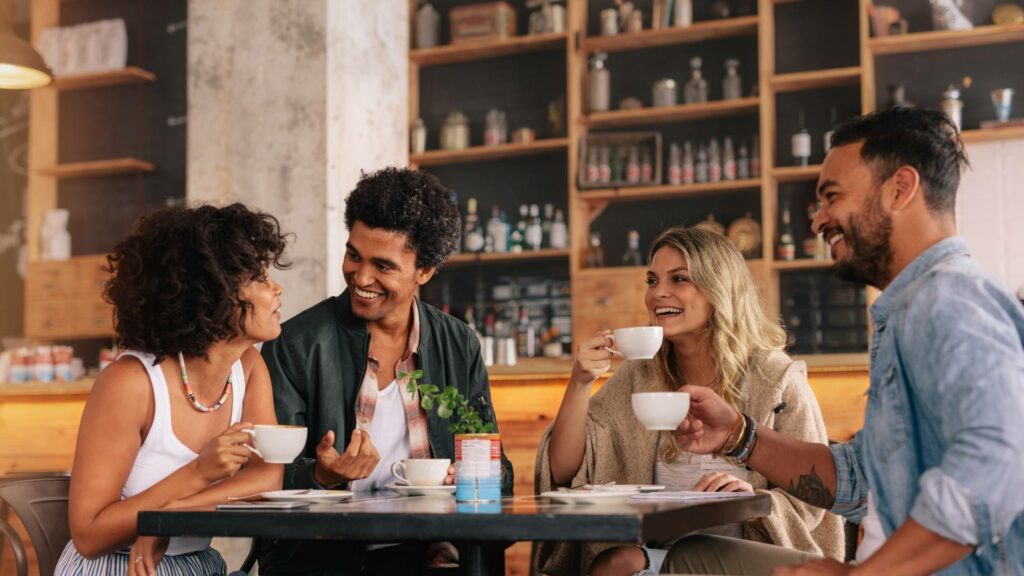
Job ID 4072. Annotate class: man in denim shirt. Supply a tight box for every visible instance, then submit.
[670,107,1024,574]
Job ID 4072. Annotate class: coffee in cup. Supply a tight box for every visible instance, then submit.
[611,326,664,359]
[243,424,307,464]
[390,458,451,486]
[631,392,690,430]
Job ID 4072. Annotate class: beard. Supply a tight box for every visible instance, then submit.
[832,195,894,289]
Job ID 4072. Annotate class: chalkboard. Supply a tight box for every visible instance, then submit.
[0,45,30,338]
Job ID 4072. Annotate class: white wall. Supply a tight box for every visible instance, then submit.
[958,138,1024,298]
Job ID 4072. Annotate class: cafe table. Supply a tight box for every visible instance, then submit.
[138,492,771,576]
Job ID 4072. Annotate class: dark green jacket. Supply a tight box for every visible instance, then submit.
[259,291,514,575]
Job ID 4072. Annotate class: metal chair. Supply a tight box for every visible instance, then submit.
[0,476,71,576]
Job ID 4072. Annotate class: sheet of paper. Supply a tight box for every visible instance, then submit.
[630,490,753,502]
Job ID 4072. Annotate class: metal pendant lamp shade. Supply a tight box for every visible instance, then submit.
[0,0,51,90]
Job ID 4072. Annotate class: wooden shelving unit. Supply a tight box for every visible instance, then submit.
[771,66,861,93]
[868,23,1024,56]
[772,258,833,271]
[39,158,155,179]
[51,66,156,91]
[961,125,1024,144]
[581,16,759,53]
[579,178,761,202]
[770,164,821,183]
[411,138,569,167]
[410,32,568,66]
[584,96,760,128]
[445,248,570,266]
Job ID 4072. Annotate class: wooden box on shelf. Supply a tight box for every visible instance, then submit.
[577,131,662,189]
[571,267,649,345]
[450,1,517,45]
[25,255,114,339]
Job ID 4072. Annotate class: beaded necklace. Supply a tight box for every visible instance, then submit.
[178,352,232,413]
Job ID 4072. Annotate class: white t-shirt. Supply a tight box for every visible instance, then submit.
[856,493,886,563]
[349,379,412,493]
[654,450,749,540]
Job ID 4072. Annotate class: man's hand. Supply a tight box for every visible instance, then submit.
[674,385,741,454]
[314,429,380,488]
[772,558,853,575]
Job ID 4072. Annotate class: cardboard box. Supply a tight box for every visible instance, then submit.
[450,2,517,45]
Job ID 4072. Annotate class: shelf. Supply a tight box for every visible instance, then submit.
[961,124,1024,144]
[411,138,569,167]
[39,158,155,179]
[487,357,575,381]
[410,33,568,66]
[584,97,760,129]
[51,67,156,91]
[582,16,759,54]
[772,259,833,271]
[770,67,861,93]
[445,248,570,266]
[770,164,821,183]
[579,178,761,202]
[868,24,1024,56]
[577,260,764,278]
[793,353,869,371]
[0,379,94,398]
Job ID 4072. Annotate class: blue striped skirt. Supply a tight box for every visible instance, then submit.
[54,540,227,575]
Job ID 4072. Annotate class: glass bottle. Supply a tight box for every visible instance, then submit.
[684,57,708,104]
[487,205,507,253]
[791,109,811,167]
[585,146,599,184]
[777,206,796,261]
[751,138,761,177]
[415,1,440,49]
[589,52,611,113]
[584,232,606,268]
[549,209,568,249]
[516,308,536,358]
[464,197,485,253]
[737,141,750,179]
[695,142,709,183]
[723,137,736,180]
[722,59,742,101]
[668,142,682,185]
[542,203,555,246]
[674,0,693,28]
[526,204,543,250]
[640,148,653,182]
[626,146,640,183]
[708,138,721,183]
[598,146,611,183]
[622,230,644,266]
[682,141,695,184]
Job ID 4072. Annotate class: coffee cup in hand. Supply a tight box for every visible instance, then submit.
[390,458,451,486]
[242,425,307,464]
[632,392,690,430]
[610,326,664,360]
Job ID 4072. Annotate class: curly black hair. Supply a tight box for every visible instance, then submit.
[343,167,461,269]
[104,203,290,361]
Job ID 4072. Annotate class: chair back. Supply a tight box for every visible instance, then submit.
[0,477,71,576]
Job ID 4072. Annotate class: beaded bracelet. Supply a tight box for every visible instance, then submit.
[727,415,758,466]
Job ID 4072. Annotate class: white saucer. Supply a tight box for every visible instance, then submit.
[261,489,354,503]
[385,484,456,497]
[603,484,665,493]
[541,489,639,505]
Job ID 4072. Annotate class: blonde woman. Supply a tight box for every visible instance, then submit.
[535,227,843,576]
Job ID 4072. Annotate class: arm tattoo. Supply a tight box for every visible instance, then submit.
[786,465,835,509]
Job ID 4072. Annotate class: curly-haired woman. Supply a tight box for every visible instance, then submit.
[55,203,289,576]
[535,226,843,576]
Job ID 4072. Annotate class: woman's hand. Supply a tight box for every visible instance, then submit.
[693,472,753,493]
[444,464,456,485]
[570,331,614,388]
[193,422,255,483]
[126,536,169,576]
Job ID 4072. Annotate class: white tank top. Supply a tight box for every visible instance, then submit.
[119,351,246,556]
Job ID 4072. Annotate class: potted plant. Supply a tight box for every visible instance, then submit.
[404,370,501,502]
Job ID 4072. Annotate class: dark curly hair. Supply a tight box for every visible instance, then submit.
[104,203,290,361]
[344,167,461,269]
[830,106,969,214]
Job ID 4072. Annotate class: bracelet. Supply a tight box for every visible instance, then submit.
[727,415,758,466]
[716,411,746,456]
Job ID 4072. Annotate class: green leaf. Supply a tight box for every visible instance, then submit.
[438,404,452,419]
[421,397,433,411]
[412,369,424,379]
[483,421,496,433]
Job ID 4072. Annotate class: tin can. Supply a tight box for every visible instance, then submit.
[455,433,502,502]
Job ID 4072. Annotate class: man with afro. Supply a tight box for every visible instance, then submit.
[259,167,513,575]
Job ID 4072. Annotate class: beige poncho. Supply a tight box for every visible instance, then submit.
[534,350,844,575]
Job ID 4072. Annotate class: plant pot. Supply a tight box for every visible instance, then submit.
[454,433,502,502]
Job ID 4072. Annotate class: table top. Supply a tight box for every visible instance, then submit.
[139,492,771,544]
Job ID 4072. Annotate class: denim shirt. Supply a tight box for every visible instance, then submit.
[829,237,1024,575]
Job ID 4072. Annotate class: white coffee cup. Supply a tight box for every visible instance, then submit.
[632,392,690,430]
[390,458,451,486]
[611,326,664,360]
[242,425,307,464]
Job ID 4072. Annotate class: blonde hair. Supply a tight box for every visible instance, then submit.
[648,227,786,461]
